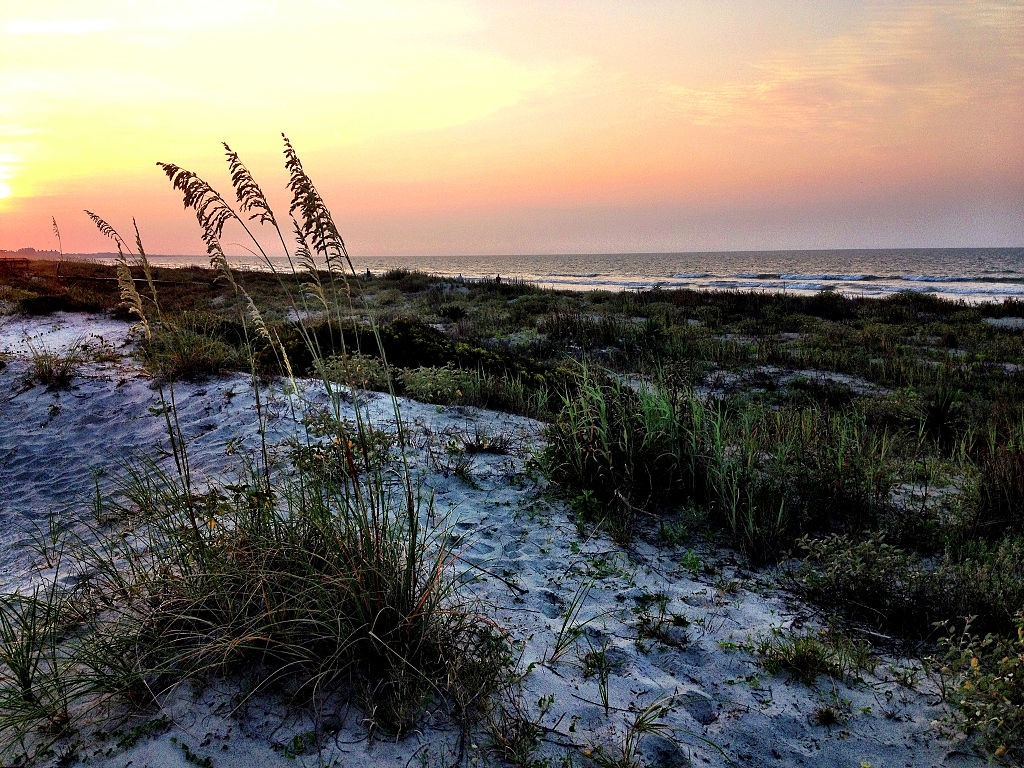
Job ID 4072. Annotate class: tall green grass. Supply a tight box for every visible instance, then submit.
[543,367,893,560]
[542,366,697,539]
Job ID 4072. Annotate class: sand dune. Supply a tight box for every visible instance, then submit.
[0,312,982,767]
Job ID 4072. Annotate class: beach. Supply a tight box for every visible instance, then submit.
[4,2,1022,762]
[1,261,1021,766]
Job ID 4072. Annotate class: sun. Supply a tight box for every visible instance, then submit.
[0,181,10,200]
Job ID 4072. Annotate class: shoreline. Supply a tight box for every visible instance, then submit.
[7,251,1024,303]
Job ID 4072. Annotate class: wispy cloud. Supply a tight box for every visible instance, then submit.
[659,1,1024,134]
[5,18,116,36]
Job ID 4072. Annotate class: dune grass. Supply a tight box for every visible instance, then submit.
[541,366,893,560]
[24,338,84,389]
[0,139,511,763]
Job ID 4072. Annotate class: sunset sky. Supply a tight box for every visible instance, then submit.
[1,1,1022,257]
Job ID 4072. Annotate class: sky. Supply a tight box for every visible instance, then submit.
[1,0,1022,257]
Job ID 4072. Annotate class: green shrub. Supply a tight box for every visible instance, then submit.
[795,534,935,635]
[797,534,1024,638]
[950,537,1024,633]
[400,364,465,405]
[288,410,394,484]
[805,288,854,321]
[324,352,389,391]
[436,303,467,321]
[542,368,893,557]
[265,317,450,376]
[19,290,103,315]
[939,613,1024,764]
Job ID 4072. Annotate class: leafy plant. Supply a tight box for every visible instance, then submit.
[401,364,465,405]
[586,695,677,768]
[581,638,619,716]
[938,613,1024,764]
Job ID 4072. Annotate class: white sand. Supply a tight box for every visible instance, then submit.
[984,316,1024,331]
[0,312,983,767]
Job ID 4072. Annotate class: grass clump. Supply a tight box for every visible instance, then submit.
[68,466,503,736]
[143,317,239,380]
[755,626,875,685]
[542,367,892,558]
[969,426,1024,538]
[24,339,83,389]
[541,367,696,538]
[0,476,507,754]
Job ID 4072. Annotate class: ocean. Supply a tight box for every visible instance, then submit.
[93,247,1024,303]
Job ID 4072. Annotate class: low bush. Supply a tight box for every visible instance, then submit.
[457,367,556,420]
[701,405,892,561]
[436,303,467,321]
[795,535,933,635]
[19,290,105,315]
[401,364,465,405]
[323,352,389,391]
[796,534,1024,638]
[288,409,394,484]
[938,613,1024,764]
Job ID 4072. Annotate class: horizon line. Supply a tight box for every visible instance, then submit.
[5,245,1024,259]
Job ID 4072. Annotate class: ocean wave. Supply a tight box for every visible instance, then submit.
[546,272,600,278]
[784,282,829,292]
[779,273,873,281]
[898,274,1024,284]
[540,277,658,290]
[937,284,1024,297]
[900,274,975,283]
[719,272,1024,286]
[671,273,712,279]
